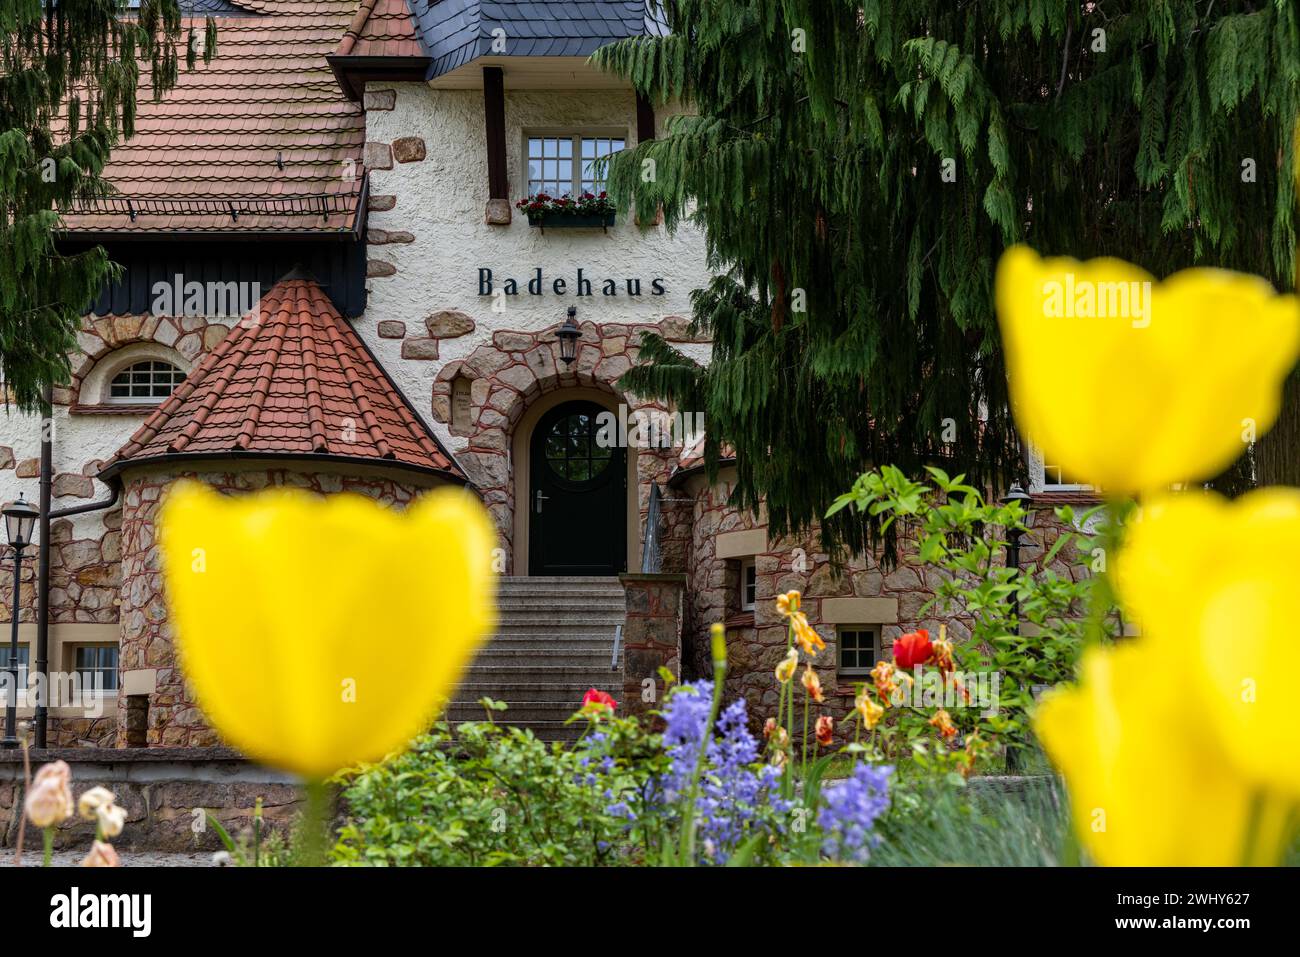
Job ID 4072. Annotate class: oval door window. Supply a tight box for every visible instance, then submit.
[543,410,613,484]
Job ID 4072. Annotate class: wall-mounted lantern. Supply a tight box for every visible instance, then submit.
[557,306,581,366]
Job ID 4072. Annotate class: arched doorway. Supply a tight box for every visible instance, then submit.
[528,399,627,576]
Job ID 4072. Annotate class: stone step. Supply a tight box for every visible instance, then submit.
[497,588,625,600]
[497,597,626,611]
[463,662,619,679]
[471,643,616,657]
[498,576,623,585]
[477,639,615,653]
[444,702,603,724]
[454,681,621,696]
[493,616,624,630]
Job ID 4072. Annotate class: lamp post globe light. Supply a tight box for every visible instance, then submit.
[556,306,581,366]
[2,496,38,749]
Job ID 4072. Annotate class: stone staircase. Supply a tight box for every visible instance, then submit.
[446,577,626,740]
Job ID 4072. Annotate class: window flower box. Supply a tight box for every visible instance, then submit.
[516,192,617,232]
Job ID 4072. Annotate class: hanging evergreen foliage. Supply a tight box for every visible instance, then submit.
[0,0,215,411]
[594,0,1300,554]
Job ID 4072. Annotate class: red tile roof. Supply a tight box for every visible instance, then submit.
[100,272,465,482]
[61,4,367,236]
[336,0,425,59]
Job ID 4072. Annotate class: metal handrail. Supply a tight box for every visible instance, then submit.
[611,623,622,671]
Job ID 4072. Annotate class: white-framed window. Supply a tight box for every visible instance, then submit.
[739,557,757,611]
[837,625,880,676]
[108,360,185,404]
[1029,445,1093,492]
[525,132,626,198]
[74,645,119,693]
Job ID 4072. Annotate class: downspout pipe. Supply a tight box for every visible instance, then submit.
[33,388,121,748]
[33,387,52,749]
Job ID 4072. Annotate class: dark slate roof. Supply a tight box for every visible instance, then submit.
[180,0,258,13]
[412,0,665,79]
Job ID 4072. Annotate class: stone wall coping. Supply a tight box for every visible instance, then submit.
[0,746,246,765]
[618,573,687,584]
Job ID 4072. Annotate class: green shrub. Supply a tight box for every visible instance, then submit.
[331,714,658,866]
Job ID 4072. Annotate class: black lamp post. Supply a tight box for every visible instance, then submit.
[2,496,37,749]
[999,483,1031,635]
[999,483,1031,773]
[556,306,580,366]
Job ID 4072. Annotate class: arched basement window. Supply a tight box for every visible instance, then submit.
[108,360,186,404]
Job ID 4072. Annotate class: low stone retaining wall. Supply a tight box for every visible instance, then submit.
[0,748,301,853]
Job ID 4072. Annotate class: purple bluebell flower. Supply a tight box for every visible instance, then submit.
[654,683,786,864]
[818,763,892,863]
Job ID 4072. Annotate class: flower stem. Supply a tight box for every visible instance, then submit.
[42,827,53,867]
[678,649,726,865]
[801,694,809,779]
[292,780,333,867]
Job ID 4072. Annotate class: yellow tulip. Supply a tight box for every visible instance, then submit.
[1036,641,1293,866]
[775,647,798,684]
[996,246,1300,494]
[160,481,497,779]
[1115,488,1300,799]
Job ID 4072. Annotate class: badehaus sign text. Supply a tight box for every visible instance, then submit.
[478,267,665,298]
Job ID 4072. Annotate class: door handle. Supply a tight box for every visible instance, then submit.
[535,490,549,514]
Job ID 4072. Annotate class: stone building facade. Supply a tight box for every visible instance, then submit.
[0,1,1092,753]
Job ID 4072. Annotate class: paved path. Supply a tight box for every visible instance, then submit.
[7,850,216,867]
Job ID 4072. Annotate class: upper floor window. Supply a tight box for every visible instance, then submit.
[1040,459,1092,492]
[108,360,185,404]
[527,133,626,198]
[1028,444,1093,493]
[739,557,757,611]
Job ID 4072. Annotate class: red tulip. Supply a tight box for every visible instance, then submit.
[892,629,934,670]
[581,688,617,713]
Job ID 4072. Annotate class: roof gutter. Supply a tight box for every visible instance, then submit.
[667,455,736,490]
[96,450,470,488]
[327,54,433,102]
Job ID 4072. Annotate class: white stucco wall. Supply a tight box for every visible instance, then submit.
[0,406,134,546]
[361,83,715,456]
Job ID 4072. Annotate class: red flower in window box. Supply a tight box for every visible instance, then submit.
[514,191,617,220]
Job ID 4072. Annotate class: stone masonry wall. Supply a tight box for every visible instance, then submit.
[684,472,1091,734]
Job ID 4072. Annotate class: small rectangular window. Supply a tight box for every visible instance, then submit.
[739,558,757,611]
[527,133,626,198]
[75,645,119,693]
[837,626,879,676]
